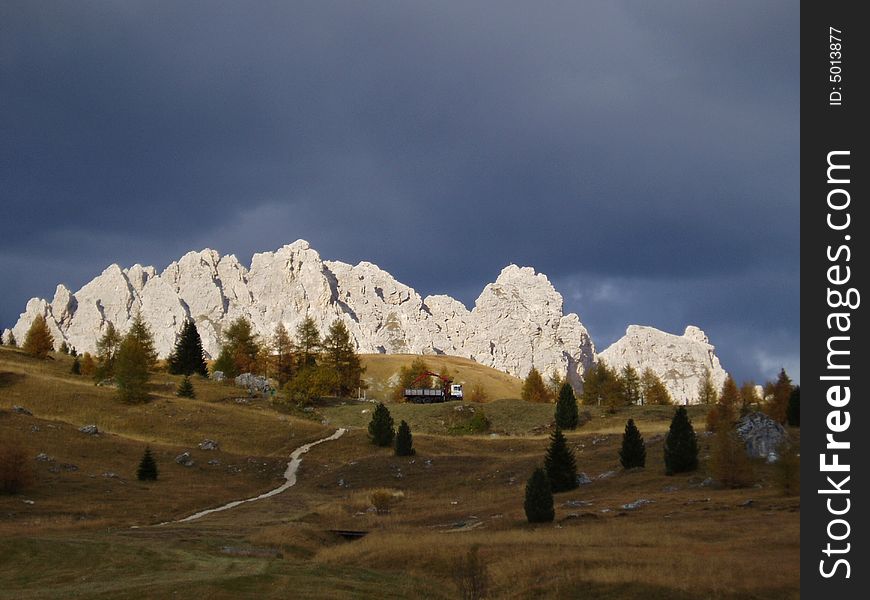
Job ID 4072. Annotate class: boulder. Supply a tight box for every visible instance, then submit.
[736,412,787,459]
[198,439,220,451]
[235,373,270,393]
[175,452,195,467]
[12,405,32,416]
[79,424,99,435]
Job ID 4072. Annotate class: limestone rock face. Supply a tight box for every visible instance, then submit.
[599,325,728,405]
[8,240,596,386]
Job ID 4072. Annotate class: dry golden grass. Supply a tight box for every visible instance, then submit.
[0,347,799,599]
[359,353,524,402]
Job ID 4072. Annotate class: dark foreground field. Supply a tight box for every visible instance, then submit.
[0,348,799,599]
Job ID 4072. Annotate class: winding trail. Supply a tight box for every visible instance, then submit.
[151,428,346,526]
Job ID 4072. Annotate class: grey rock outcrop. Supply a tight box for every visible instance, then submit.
[599,325,728,405]
[10,240,596,386]
[736,412,787,459]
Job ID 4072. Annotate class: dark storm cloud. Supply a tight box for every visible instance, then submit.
[1,1,799,383]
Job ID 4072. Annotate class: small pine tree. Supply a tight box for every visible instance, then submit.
[321,319,365,397]
[554,382,579,430]
[137,447,158,481]
[59,341,69,355]
[168,319,209,377]
[271,322,295,386]
[7,331,17,347]
[786,386,800,427]
[619,418,646,469]
[94,322,121,381]
[368,402,395,447]
[176,375,195,398]
[621,365,641,405]
[70,355,81,375]
[524,468,555,523]
[707,375,740,432]
[22,315,55,359]
[128,312,158,369]
[641,368,672,406]
[544,429,578,492]
[766,368,793,424]
[80,353,96,378]
[395,420,415,456]
[295,316,321,369]
[664,406,699,475]
[521,367,549,403]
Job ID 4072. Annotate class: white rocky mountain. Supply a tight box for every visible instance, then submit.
[5,240,599,387]
[598,325,729,405]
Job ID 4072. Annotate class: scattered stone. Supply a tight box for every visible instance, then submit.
[591,436,607,446]
[102,472,119,479]
[208,459,222,466]
[736,412,787,460]
[596,470,617,480]
[303,407,314,412]
[563,499,593,508]
[424,459,433,468]
[59,463,79,472]
[338,478,349,488]
[766,451,779,464]
[96,378,115,387]
[12,405,32,416]
[30,425,41,433]
[35,453,53,462]
[662,485,680,493]
[738,499,755,507]
[621,498,654,510]
[22,499,35,505]
[175,452,195,467]
[198,439,219,451]
[211,371,225,382]
[576,473,592,485]
[79,424,99,435]
[699,477,714,487]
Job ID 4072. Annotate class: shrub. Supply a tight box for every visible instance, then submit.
[664,406,699,475]
[554,382,579,429]
[70,356,81,375]
[452,546,490,600]
[619,418,646,469]
[368,403,395,447]
[0,439,34,494]
[395,420,415,456]
[176,375,195,398]
[369,489,396,515]
[524,468,554,523]
[137,447,158,481]
[544,429,577,492]
[710,427,754,488]
[468,383,488,403]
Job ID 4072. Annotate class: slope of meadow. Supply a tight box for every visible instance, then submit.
[0,347,799,599]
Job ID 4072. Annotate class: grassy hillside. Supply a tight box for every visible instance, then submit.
[0,346,799,599]
[359,353,524,402]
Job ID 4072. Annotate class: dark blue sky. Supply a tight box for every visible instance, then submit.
[1,1,799,384]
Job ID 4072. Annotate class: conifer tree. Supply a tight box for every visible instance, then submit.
[137,447,158,481]
[6,331,17,347]
[697,367,718,405]
[739,381,758,416]
[168,319,209,376]
[766,368,793,424]
[619,418,646,469]
[176,375,196,398]
[554,382,579,430]
[664,406,699,475]
[95,322,121,380]
[641,368,672,406]
[521,367,549,403]
[70,355,81,375]
[128,312,158,369]
[368,402,395,447]
[223,316,261,375]
[706,375,739,432]
[786,386,800,427]
[581,362,621,407]
[22,315,55,359]
[524,468,555,523]
[621,365,641,405]
[544,428,578,492]
[710,427,754,488]
[59,341,69,355]
[321,320,364,397]
[395,420,415,456]
[295,316,321,369]
[114,331,150,403]
[271,322,295,386]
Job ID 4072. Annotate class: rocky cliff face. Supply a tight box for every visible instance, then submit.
[6,240,597,387]
[598,325,728,405]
